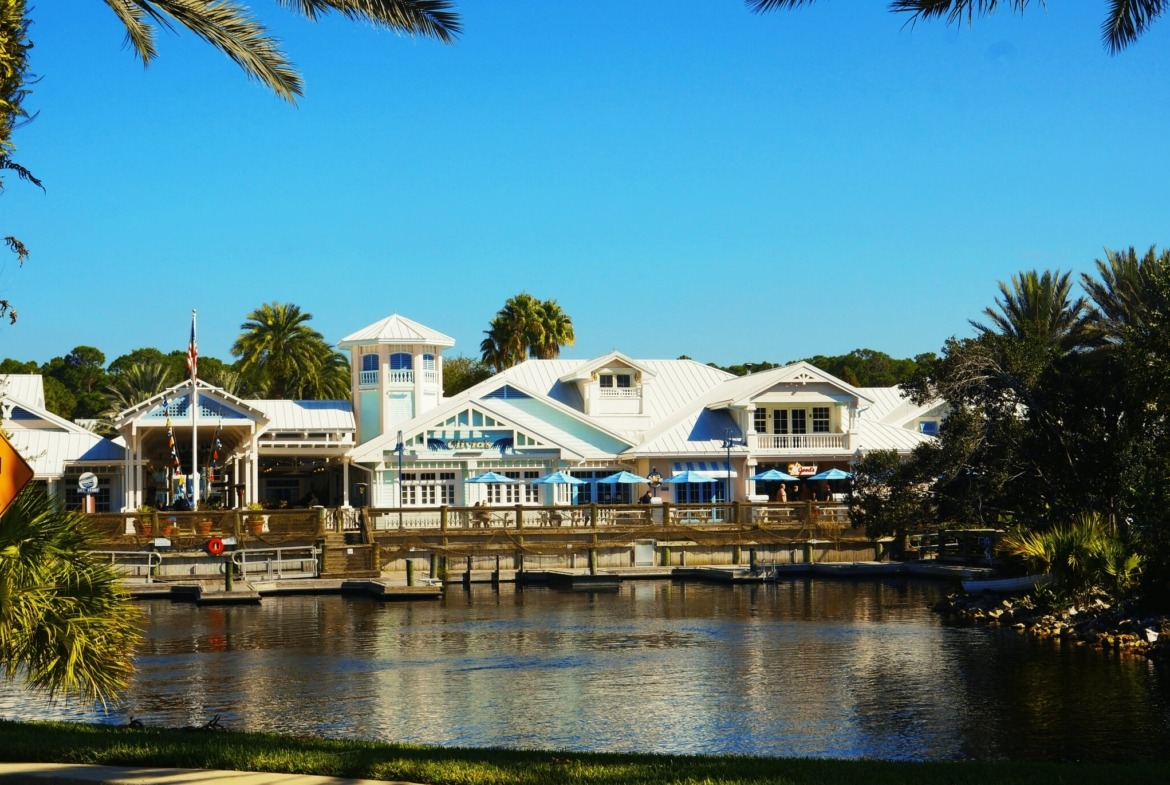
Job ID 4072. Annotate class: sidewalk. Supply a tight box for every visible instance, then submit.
[0,763,421,784]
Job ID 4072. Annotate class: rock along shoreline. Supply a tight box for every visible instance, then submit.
[933,591,1170,658]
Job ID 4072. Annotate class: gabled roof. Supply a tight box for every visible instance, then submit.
[0,377,125,478]
[704,362,874,410]
[337,313,456,349]
[556,351,657,384]
[115,380,269,428]
[349,376,634,464]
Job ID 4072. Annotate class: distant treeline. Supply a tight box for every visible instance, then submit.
[709,348,930,387]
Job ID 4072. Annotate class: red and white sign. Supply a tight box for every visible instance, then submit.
[787,463,819,477]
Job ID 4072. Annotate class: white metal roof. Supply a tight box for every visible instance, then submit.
[250,400,355,432]
[1,376,125,478]
[1,375,45,408]
[337,313,456,349]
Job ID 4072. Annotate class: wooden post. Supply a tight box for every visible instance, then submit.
[589,547,597,575]
[733,544,742,565]
[803,541,814,564]
[463,556,472,589]
[492,555,501,588]
[515,504,524,530]
[662,546,671,567]
[406,558,414,587]
[590,502,598,528]
[440,506,448,533]
[317,506,327,537]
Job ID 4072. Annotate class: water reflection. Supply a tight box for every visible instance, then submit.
[2,580,1167,761]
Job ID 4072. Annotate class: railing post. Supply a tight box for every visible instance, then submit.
[515,504,524,530]
[317,506,327,537]
[440,506,448,533]
[590,503,598,528]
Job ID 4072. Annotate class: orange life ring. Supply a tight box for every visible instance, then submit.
[206,537,225,556]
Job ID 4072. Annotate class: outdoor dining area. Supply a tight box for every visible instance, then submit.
[367,466,855,533]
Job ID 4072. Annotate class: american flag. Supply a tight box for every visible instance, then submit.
[186,311,198,379]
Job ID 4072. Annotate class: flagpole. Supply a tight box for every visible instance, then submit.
[189,309,199,512]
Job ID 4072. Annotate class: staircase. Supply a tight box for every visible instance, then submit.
[319,531,380,579]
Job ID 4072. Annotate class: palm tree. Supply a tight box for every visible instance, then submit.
[98,0,462,103]
[531,298,576,360]
[105,361,173,410]
[1081,245,1170,348]
[747,1,1165,53]
[479,294,577,371]
[969,270,1087,351]
[0,489,141,705]
[480,293,543,372]
[232,301,341,399]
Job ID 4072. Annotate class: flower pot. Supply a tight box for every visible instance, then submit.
[247,517,265,536]
[137,520,152,537]
[197,519,214,537]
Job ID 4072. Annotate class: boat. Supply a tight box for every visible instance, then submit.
[961,574,1051,594]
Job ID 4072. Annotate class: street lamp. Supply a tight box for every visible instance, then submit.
[395,430,404,530]
[721,428,739,504]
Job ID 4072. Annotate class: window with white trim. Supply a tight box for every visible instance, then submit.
[812,407,830,433]
[402,471,456,507]
[753,409,767,434]
[791,409,807,435]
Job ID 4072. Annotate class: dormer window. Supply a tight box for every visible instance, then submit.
[598,372,636,401]
[599,373,631,388]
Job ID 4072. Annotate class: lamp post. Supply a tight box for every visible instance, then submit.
[395,430,404,530]
[721,428,738,504]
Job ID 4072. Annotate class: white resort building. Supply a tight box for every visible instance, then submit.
[2,314,943,513]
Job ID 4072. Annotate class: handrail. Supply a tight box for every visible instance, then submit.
[232,545,320,580]
[92,550,162,583]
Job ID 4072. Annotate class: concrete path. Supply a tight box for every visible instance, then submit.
[0,763,422,784]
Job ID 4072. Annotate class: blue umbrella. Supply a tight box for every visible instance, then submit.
[661,470,718,484]
[598,471,650,484]
[532,470,585,485]
[749,468,799,482]
[466,471,517,483]
[808,468,852,481]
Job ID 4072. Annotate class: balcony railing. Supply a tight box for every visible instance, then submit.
[388,369,414,384]
[359,370,378,386]
[423,370,438,384]
[598,388,639,399]
[752,433,848,451]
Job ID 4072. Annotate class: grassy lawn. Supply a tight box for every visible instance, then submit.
[0,720,1166,784]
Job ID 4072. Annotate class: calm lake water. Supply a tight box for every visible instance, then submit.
[4,579,1169,762]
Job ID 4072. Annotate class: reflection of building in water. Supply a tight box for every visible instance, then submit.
[4,314,944,512]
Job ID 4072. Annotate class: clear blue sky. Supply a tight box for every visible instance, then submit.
[3,2,1167,369]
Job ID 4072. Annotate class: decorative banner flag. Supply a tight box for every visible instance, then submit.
[208,420,222,484]
[186,310,198,380]
[165,400,181,472]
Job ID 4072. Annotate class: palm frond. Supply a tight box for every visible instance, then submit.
[278,0,461,41]
[101,0,162,66]
[123,1,303,102]
[1103,0,1168,53]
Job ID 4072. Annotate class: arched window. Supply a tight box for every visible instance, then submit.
[421,353,436,370]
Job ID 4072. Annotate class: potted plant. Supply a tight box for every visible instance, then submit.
[196,517,214,537]
[245,502,266,536]
[135,505,153,537]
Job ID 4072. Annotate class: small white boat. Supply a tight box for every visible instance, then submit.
[961,574,1052,594]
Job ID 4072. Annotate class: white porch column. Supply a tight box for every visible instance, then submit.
[342,459,350,506]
